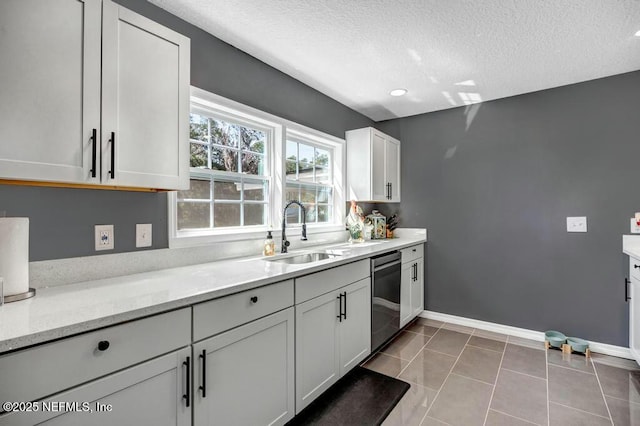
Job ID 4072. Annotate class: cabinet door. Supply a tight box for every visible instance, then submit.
[385,138,401,202]
[0,348,191,426]
[371,131,388,201]
[411,259,424,317]
[631,280,640,362]
[102,1,190,190]
[400,262,413,328]
[0,0,101,184]
[295,290,341,413]
[193,308,295,426]
[338,278,371,376]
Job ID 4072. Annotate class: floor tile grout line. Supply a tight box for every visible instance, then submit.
[465,342,506,354]
[590,356,614,424]
[602,393,640,405]
[500,367,547,382]
[418,330,473,426]
[548,401,613,421]
[449,371,496,387]
[482,335,507,426]
[424,415,453,426]
[546,359,595,375]
[489,408,540,425]
[395,333,435,378]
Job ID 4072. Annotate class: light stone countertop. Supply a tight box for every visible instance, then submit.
[0,230,426,353]
[624,235,640,260]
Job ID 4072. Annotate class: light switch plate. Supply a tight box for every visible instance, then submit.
[136,223,152,248]
[567,217,587,233]
[95,225,114,250]
[631,218,640,234]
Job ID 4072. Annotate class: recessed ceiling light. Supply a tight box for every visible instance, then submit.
[389,89,407,97]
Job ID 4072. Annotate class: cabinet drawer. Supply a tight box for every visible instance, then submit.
[631,256,640,283]
[0,307,190,405]
[295,259,369,304]
[193,280,294,341]
[401,244,423,264]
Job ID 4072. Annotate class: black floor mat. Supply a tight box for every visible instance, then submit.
[287,367,410,426]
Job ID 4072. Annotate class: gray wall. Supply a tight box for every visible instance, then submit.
[0,0,372,261]
[378,70,640,346]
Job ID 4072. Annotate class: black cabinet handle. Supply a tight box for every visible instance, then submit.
[336,293,343,322]
[90,128,97,178]
[343,291,347,320]
[109,132,115,179]
[183,356,190,407]
[199,349,206,398]
[626,278,632,302]
[635,265,640,269]
[389,182,392,199]
[412,248,417,252]
[97,340,110,351]
[250,296,258,304]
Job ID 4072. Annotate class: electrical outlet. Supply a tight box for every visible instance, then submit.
[136,223,152,248]
[566,217,587,233]
[631,218,640,234]
[95,225,114,251]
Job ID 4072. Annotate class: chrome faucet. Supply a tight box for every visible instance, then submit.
[282,200,308,253]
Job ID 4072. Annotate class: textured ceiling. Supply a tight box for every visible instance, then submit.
[149,0,640,121]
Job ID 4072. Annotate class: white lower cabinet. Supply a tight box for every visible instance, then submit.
[0,348,191,426]
[193,307,295,426]
[400,244,425,328]
[295,277,371,413]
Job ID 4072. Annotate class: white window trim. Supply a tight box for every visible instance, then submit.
[168,87,346,249]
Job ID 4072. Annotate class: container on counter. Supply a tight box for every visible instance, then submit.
[366,210,386,239]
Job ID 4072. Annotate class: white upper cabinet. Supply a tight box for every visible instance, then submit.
[346,127,401,202]
[0,0,102,184]
[0,0,190,190]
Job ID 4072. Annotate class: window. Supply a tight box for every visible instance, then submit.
[285,138,333,225]
[177,113,271,230]
[169,88,345,247]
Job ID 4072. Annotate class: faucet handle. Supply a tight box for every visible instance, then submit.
[301,224,308,241]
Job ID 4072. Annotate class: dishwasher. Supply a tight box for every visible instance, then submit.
[371,251,402,352]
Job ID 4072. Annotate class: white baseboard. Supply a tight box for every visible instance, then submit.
[421,310,633,360]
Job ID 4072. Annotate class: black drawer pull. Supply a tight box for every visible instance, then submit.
[626,278,632,302]
[90,128,97,178]
[199,349,207,398]
[109,131,115,179]
[183,356,191,407]
[635,265,640,269]
[97,340,110,351]
[250,296,258,304]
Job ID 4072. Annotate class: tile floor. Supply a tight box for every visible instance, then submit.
[362,318,640,426]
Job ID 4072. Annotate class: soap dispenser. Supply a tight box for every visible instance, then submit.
[263,231,275,256]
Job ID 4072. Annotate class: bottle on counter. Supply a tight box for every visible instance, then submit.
[263,231,275,256]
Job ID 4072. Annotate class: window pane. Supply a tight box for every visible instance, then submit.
[298,144,314,182]
[214,203,240,227]
[244,179,267,201]
[190,143,208,168]
[285,160,297,178]
[286,140,297,161]
[190,114,208,142]
[241,152,265,175]
[241,128,266,154]
[211,146,238,172]
[214,179,241,200]
[285,184,299,202]
[315,166,330,184]
[284,203,301,225]
[177,202,210,229]
[317,186,332,203]
[315,148,330,167]
[178,179,210,200]
[304,204,316,222]
[244,204,266,226]
[317,205,330,223]
[210,119,238,147]
[300,186,316,204]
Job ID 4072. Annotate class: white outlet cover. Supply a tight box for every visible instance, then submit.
[567,217,587,233]
[95,225,114,250]
[631,218,640,234]
[136,223,152,248]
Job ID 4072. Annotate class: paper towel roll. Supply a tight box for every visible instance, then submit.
[0,218,29,297]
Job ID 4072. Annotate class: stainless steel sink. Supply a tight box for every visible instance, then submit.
[266,252,340,264]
